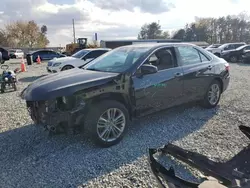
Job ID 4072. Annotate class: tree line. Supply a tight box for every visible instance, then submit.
[0,20,49,48]
[138,12,250,44]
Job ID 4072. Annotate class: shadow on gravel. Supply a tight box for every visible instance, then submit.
[237,63,250,66]
[18,75,47,82]
[0,104,219,188]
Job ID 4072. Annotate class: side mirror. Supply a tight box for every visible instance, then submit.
[140,64,158,75]
[82,56,86,61]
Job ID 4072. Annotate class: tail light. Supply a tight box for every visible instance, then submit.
[225,63,229,71]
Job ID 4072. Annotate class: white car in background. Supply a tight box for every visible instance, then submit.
[9,49,24,59]
[46,48,111,73]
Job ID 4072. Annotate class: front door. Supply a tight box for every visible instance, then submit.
[132,47,184,116]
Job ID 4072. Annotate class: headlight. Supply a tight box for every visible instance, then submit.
[53,63,61,67]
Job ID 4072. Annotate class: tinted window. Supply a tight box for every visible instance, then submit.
[199,52,210,62]
[146,48,175,71]
[177,46,201,65]
[244,46,250,50]
[224,44,235,50]
[235,44,244,48]
[84,50,107,59]
[48,51,57,55]
[37,51,49,55]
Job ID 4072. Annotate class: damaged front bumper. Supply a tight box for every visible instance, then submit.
[26,95,86,133]
[149,125,250,188]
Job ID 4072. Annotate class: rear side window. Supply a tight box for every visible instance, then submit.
[199,52,210,62]
[177,46,201,65]
[177,46,211,65]
[235,44,244,48]
[244,46,250,51]
[224,44,235,50]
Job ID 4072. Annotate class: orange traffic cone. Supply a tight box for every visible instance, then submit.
[21,58,26,72]
[37,55,41,64]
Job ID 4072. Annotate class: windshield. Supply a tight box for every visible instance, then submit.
[72,50,89,58]
[84,46,150,73]
[236,45,247,50]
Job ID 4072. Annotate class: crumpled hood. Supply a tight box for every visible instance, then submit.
[50,56,78,63]
[21,68,119,101]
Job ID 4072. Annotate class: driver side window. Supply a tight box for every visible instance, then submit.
[145,47,175,71]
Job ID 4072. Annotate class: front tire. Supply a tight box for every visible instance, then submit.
[84,100,129,147]
[201,80,221,109]
[61,65,74,71]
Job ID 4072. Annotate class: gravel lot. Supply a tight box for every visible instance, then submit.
[0,59,250,188]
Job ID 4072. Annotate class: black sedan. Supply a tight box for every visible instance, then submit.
[28,49,66,62]
[21,43,230,147]
[221,44,250,63]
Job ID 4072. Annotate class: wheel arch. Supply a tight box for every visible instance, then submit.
[61,64,75,70]
[85,92,133,120]
[214,77,223,93]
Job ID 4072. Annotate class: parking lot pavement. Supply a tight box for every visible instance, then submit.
[0,60,250,188]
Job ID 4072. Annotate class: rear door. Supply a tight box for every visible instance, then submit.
[176,46,215,102]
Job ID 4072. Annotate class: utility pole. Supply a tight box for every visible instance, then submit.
[72,19,76,43]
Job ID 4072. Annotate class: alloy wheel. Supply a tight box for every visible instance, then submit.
[208,84,220,105]
[96,108,126,142]
[230,56,237,63]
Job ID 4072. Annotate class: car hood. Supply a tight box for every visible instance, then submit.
[50,56,78,63]
[21,68,119,101]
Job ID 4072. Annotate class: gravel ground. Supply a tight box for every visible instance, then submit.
[0,59,250,188]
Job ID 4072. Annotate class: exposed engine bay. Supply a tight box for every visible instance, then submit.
[26,94,86,134]
[148,125,250,188]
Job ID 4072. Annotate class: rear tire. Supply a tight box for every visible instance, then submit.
[61,65,74,71]
[83,100,129,147]
[230,55,238,63]
[201,80,221,109]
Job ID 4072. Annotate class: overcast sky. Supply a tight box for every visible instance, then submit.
[0,0,249,46]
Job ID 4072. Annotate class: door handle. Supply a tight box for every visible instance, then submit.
[174,72,183,77]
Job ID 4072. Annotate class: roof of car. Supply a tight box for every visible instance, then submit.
[29,49,57,54]
[84,48,112,51]
[118,42,197,48]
